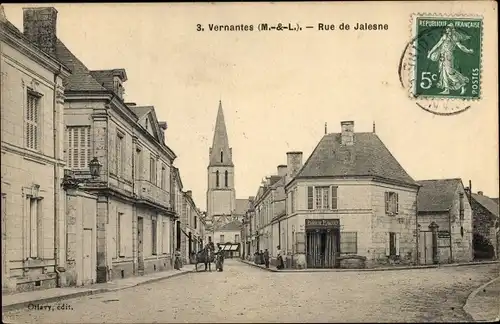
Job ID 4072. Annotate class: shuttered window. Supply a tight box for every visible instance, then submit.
[152,218,158,255]
[331,186,338,210]
[307,187,314,209]
[385,192,399,215]
[25,91,41,150]
[117,213,126,257]
[116,133,124,176]
[386,232,400,256]
[340,232,357,254]
[67,127,91,169]
[315,187,330,209]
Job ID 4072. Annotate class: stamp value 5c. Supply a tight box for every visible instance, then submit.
[413,17,483,100]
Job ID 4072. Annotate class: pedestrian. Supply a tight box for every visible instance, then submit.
[174,248,182,270]
[276,245,284,270]
[259,250,264,265]
[264,249,270,268]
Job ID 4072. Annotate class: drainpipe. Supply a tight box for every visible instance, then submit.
[53,65,63,287]
[449,209,453,263]
[415,186,420,266]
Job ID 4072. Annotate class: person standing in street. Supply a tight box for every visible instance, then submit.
[174,248,182,270]
[276,245,284,270]
[264,249,270,268]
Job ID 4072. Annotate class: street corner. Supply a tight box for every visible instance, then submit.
[464,276,500,322]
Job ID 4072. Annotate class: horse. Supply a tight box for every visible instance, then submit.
[195,248,214,272]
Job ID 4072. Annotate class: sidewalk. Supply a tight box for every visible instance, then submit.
[239,259,499,273]
[2,265,195,312]
[464,276,500,322]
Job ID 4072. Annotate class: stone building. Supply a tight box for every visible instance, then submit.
[1,7,71,292]
[213,220,243,258]
[172,167,183,260]
[181,190,204,263]
[251,168,287,262]
[283,121,419,269]
[16,7,179,283]
[470,191,499,260]
[416,179,473,265]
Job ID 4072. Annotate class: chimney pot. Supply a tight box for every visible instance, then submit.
[277,165,287,178]
[23,7,58,57]
[478,191,483,196]
[186,190,192,197]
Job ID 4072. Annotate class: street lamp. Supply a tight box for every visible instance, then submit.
[62,157,102,190]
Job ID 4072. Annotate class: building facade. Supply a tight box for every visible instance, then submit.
[416,179,473,264]
[181,191,204,263]
[470,191,499,260]
[283,121,419,269]
[1,8,71,292]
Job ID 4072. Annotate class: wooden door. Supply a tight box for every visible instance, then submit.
[137,217,144,272]
[306,230,324,268]
[419,231,434,265]
[82,229,93,285]
[324,230,337,268]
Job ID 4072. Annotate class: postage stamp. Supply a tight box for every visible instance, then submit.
[399,14,484,115]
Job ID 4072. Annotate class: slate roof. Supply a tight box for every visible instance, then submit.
[492,198,499,205]
[234,199,250,216]
[130,106,152,119]
[472,193,499,218]
[416,179,462,212]
[296,133,417,186]
[218,220,242,231]
[54,39,107,92]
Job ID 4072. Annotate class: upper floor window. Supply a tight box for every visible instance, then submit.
[116,132,124,176]
[385,192,399,215]
[224,170,228,187]
[307,186,338,210]
[235,234,240,243]
[161,165,166,189]
[150,156,156,183]
[67,126,91,169]
[145,118,149,131]
[25,90,41,151]
[315,186,330,209]
[220,234,225,244]
[216,170,220,187]
[220,151,223,163]
[135,148,142,180]
[291,190,296,213]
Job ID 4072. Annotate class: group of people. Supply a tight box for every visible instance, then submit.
[173,238,225,271]
[254,246,285,270]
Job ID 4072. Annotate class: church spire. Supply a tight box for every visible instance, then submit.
[209,101,233,166]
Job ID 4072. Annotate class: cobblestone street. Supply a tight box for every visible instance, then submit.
[2,260,499,323]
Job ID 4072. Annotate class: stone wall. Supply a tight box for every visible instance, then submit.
[471,199,497,259]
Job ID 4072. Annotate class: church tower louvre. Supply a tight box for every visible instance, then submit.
[206,101,236,226]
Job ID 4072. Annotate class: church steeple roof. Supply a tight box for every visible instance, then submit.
[209,101,233,166]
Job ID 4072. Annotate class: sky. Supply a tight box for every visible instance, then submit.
[3,2,498,210]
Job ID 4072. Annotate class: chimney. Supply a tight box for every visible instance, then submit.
[478,191,483,196]
[23,7,58,57]
[159,121,168,130]
[341,121,355,145]
[286,151,303,179]
[185,190,192,197]
[277,165,287,178]
[0,5,7,23]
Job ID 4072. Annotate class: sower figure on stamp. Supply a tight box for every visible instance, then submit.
[427,23,474,95]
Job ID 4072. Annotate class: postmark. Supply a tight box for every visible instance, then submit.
[399,14,483,115]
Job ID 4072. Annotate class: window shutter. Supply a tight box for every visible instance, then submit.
[307,186,313,209]
[396,193,399,214]
[119,214,126,257]
[385,232,390,256]
[395,233,400,256]
[332,186,338,210]
[384,192,389,214]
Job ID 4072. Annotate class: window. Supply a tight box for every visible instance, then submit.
[220,151,223,163]
[291,190,296,213]
[117,212,125,257]
[194,216,197,229]
[216,170,220,187]
[307,186,314,209]
[235,234,240,244]
[220,234,225,244]
[315,186,330,209]
[387,232,399,256]
[162,222,169,254]
[340,232,357,254]
[67,126,91,169]
[25,90,41,150]
[161,165,166,189]
[135,148,142,180]
[152,218,157,255]
[116,133,124,175]
[385,192,399,215]
[28,197,42,258]
[150,156,156,183]
[224,170,228,187]
[331,186,338,210]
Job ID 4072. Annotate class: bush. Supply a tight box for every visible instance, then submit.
[473,233,495,259]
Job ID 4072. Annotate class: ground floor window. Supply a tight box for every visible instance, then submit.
[340,232,357,254]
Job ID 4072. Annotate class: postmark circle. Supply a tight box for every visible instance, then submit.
[398,16,483,116]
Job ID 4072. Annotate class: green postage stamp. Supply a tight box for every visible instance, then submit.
[412,16,483,100]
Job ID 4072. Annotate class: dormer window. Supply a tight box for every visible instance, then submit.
[113,76,125,100]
